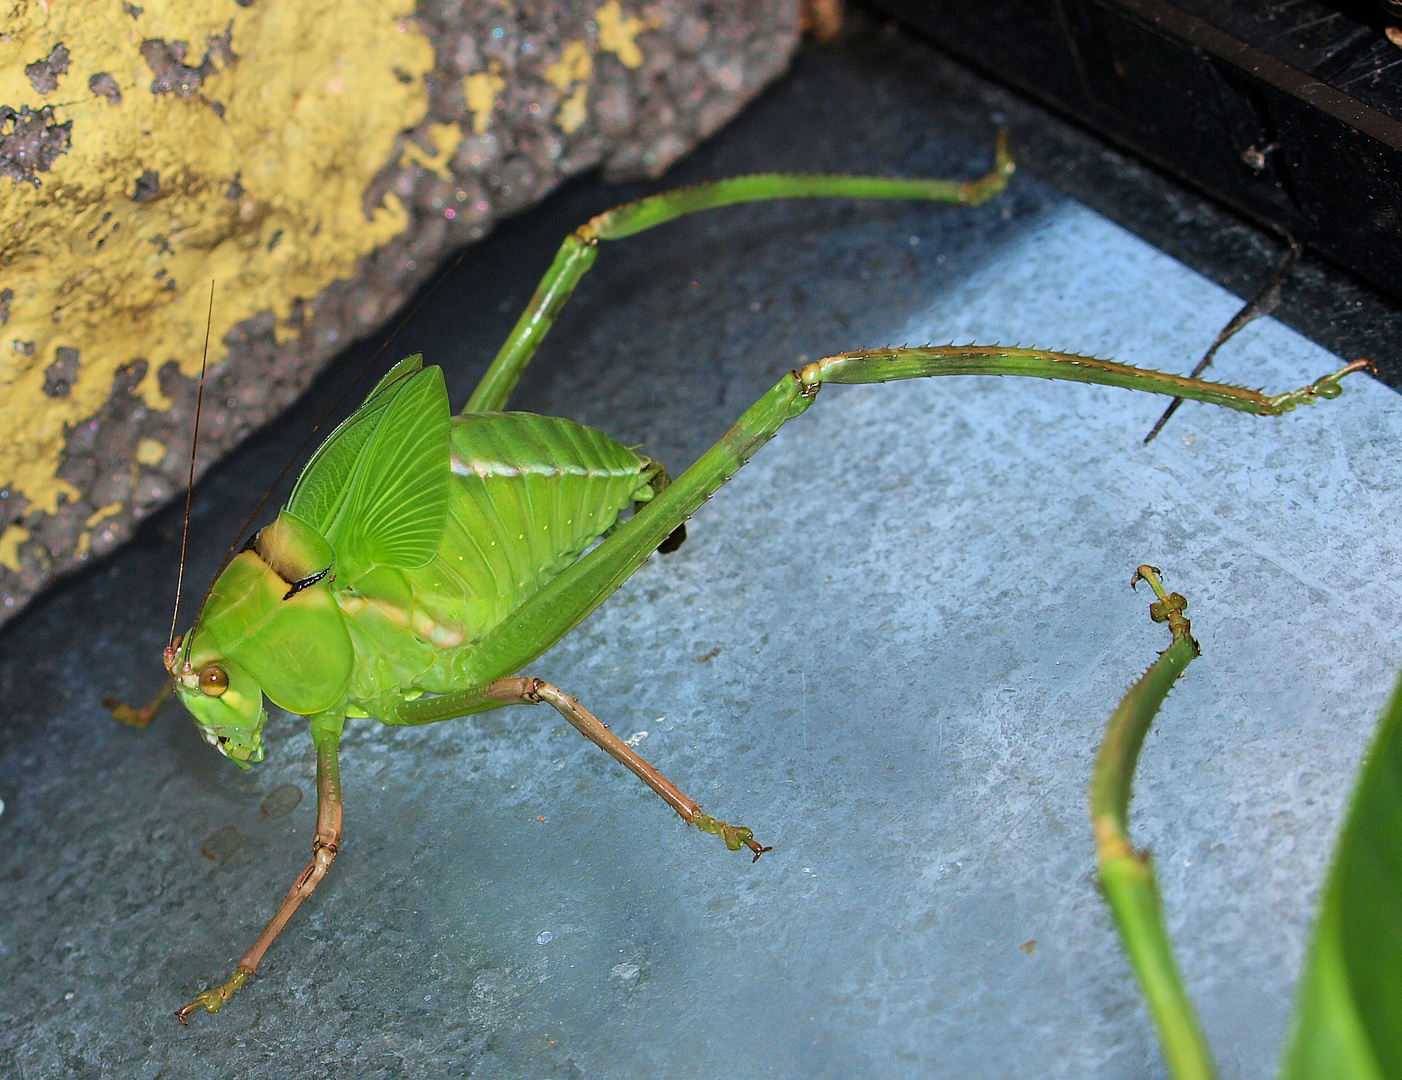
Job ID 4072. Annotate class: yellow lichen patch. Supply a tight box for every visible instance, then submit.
[544,39,593,135]
[134,437,167,466]
[463,70,506,135]
[75,499,123,558]
[544,40,593,92]
[40,479,83,515]
[0,1,433,522]
[85,501,123,528]
[0,526,30,572]
[400,122,464,180]
[595,1,657,69]
[556,84,590,134]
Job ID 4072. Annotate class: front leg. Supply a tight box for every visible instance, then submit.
[176,713,345,1023]
[105,674,175,728]
[394,677,770,860]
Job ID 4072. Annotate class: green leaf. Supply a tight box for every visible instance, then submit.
[1281,668,1402,1080]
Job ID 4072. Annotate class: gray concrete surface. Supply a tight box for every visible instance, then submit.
[2,26,1400,1080]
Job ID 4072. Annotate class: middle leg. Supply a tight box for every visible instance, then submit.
[393,676,770,859]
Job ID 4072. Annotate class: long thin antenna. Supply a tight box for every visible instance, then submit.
[1144,238,1301,444]
[167,280,216,652]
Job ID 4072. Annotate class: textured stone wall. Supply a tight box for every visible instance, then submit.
[0,0,801,627]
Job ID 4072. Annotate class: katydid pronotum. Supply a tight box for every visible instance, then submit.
[107,135,1371,1022]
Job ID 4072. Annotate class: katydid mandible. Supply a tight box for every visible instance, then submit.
[109,135,1371,1022]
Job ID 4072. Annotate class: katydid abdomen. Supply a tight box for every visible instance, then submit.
[339,409,661,715]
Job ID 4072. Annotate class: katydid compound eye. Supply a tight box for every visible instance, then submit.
[199,665,229,697]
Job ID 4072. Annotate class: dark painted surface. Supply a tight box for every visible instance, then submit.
[873,0,1402,304]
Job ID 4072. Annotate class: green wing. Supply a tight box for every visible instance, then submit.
[331,365,450,570]
[287,354,426,533]
[288,356,451,573]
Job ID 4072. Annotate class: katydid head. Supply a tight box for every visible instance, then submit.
[168,639,269,768]
[167,509,354,769]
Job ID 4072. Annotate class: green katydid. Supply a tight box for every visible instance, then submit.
[108,134,1373,1022]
